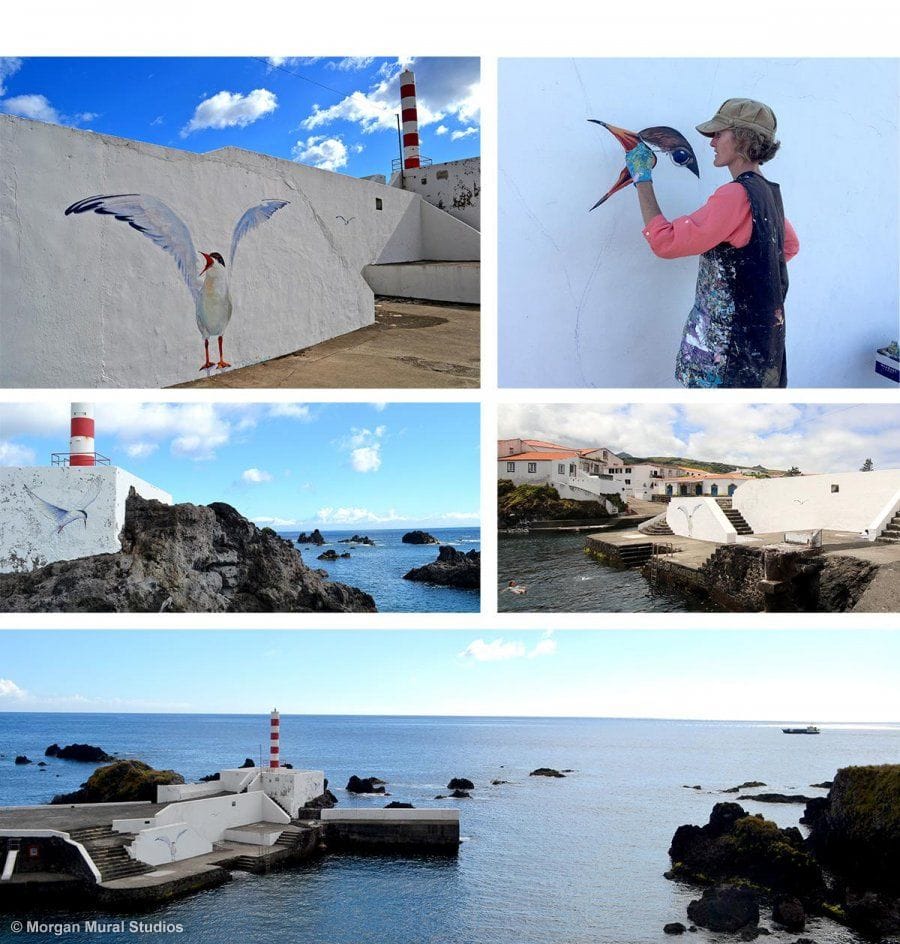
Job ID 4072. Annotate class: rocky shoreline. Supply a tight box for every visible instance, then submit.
[664,764,900,941]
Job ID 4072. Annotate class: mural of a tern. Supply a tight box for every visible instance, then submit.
[24,483,102,535]
[64,195,290,371]
[154,828,189,862]
[675,503,703,537]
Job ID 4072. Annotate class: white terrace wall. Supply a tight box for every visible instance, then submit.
[0,116,479,388]
[261,769,324,818]
[392,158,481,230]
[499,58,899,389]
[666,497,737,543]
[128,823,212,867]
[733,469,900,538]
[0,466,172,573]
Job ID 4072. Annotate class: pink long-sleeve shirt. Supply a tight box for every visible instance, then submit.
[642,181,800,261]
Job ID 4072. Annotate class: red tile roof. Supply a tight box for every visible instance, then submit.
[499,451,582,462]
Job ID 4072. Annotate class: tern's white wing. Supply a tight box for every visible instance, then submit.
[65,194,200,301]
[229,200,289,266]
[23,485,70,525]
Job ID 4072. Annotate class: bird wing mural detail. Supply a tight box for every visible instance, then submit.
[229,200,290,267]
[65,194,201,302]
[24,483,102,534]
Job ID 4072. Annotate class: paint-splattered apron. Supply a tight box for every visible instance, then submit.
[675,172,789,388]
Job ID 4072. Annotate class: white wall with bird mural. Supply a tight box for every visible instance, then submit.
[0,115,480,388]
[498,58,899,388]
[0,466,172,572]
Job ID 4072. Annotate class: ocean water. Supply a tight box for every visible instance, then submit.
[278,527,480,613]
[3,712,897,944]
[498,531,694,612]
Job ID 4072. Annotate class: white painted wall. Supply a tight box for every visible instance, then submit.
[733,469,900,538]
[128,823,212,866]
[156,782,222,803]
[0,466,172,573]
[499,457,560,486]
[363,261,479,304]
[499,58,899,388]
[1,116,479,388]
[392,158,481,229]
[260,769,324,818]
[667,498,737,543]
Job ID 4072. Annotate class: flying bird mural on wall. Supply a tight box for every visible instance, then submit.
[588,121,700,209]
[24,483,101,535]
[64,195,290,371]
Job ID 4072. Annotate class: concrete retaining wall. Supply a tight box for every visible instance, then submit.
[0,466,172,573]
[363,261,479,303]
[733,470,900,538]
[1,115,479,388]
[320,808,460,851]
[666,498,737,543]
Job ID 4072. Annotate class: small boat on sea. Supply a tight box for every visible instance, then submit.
[782,725,820,735]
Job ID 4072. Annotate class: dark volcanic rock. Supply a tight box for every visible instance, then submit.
[198,772,221,782]
[46,743,114,763]
[809,781,832,789]
[339,535,374,546]
[773,896,806,931]
[687,885,760,932]
[296,530,325,545]
[723,781,767,793]
[530,768,565,778]
[663,922,686,934]
[668,803,825,899]
[738,793,815,804]
[240,758,255,769]
[317,550,350,560]
[346,775,387,795]
[0,490,376,613]
[403,546,480,589]
[449,789,471,799]
[14,756,31,765]
[303,789,338,810]
[52,760,183,804]
[401,530,438,545]
[384,801,415,809]
[447,778,474,790]
[491,779,510,786]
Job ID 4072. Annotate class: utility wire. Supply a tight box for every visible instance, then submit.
[254,58,348,99]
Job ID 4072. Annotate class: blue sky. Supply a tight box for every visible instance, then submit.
[1,630,898,722]
[0,57,479,176]
[499,403,900,474]
[0,402,479,530]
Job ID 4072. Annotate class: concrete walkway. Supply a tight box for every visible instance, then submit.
[173,299,480,389]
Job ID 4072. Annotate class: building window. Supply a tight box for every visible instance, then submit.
[624,479,631,485]
[528,463,537,473]
[625,467,632,473]
[375,197,383,210]
[831,484,839,493]
[558,464,565,474]
[506,462,515,473]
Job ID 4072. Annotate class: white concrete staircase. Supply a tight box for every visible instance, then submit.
[715,498,754,535]
[68,825,153,882]
[877,508,900,543]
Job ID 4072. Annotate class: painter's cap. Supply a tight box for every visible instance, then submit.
[696,98,777,138]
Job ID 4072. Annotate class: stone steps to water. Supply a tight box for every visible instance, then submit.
[877,512,900,542]
[643,520,674,536]
[69,825,153,882]
[722,509,753,535]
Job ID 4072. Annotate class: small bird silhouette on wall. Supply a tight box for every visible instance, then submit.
[335,215,356,225]
[65,195,289,371]
[24,483,101,535]
[588,121,700,209]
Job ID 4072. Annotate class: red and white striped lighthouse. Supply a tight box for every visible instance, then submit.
[269,709,280,768]
[399,69,421,170]
[69,403,95,467]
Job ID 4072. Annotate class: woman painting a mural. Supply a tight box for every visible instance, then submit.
[625,98,799,388]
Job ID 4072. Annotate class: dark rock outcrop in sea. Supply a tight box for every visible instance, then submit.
[401,530,439,545]
[687,885,760,932]
[737,793,815,804]
[346,775,387,795]
[339,535,375,545]
[0,491,376,613]
[303,789,338,810]
[385,801,415,809]
[44,743,114,762]
[663,922,686,934]
[403,546,480,589]
[530,768,565,778]
[15,756,32,765]
[296,530,326,545]
[447,778,474,790]
[318,549,350,560]
[51,759,183,804]
[772,896,806,931]
[723,780,766,793]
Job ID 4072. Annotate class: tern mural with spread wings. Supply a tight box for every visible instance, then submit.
[65,195,290,371]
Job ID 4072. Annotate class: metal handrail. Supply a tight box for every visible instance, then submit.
[391,156,433,173]
[51,452,111,467]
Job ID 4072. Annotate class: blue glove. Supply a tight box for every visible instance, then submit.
[625,141,656,185]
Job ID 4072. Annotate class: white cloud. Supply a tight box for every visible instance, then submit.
[460,639,526,662]
[266,57,320,70]
[0,57,22,95]
[351,445,381,473]
[124,442,158,459]
[316,506,403,525]
[328,57,375,72]
[0,678,27,699]
[435,124,448,135]
[268,404,312,421]
[241,467,273,484]
[451,126,479,141]
[253,516,297,527]
[529,632,558,659]
[0,441,36,466]
[1,93,60,123]
[435,511,480,521]
[74,111,99,123]
[292,135,349,171]
[182,89,277,136]
[151,115,164,126]
[301,57,480,138]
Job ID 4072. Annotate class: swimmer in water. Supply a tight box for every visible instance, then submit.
[502,579,527,595]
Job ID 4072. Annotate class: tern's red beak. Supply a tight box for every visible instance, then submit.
[199,252,214,275]
[590,121,641,151]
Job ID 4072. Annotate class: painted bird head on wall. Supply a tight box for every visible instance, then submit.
[588,121,700,209]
